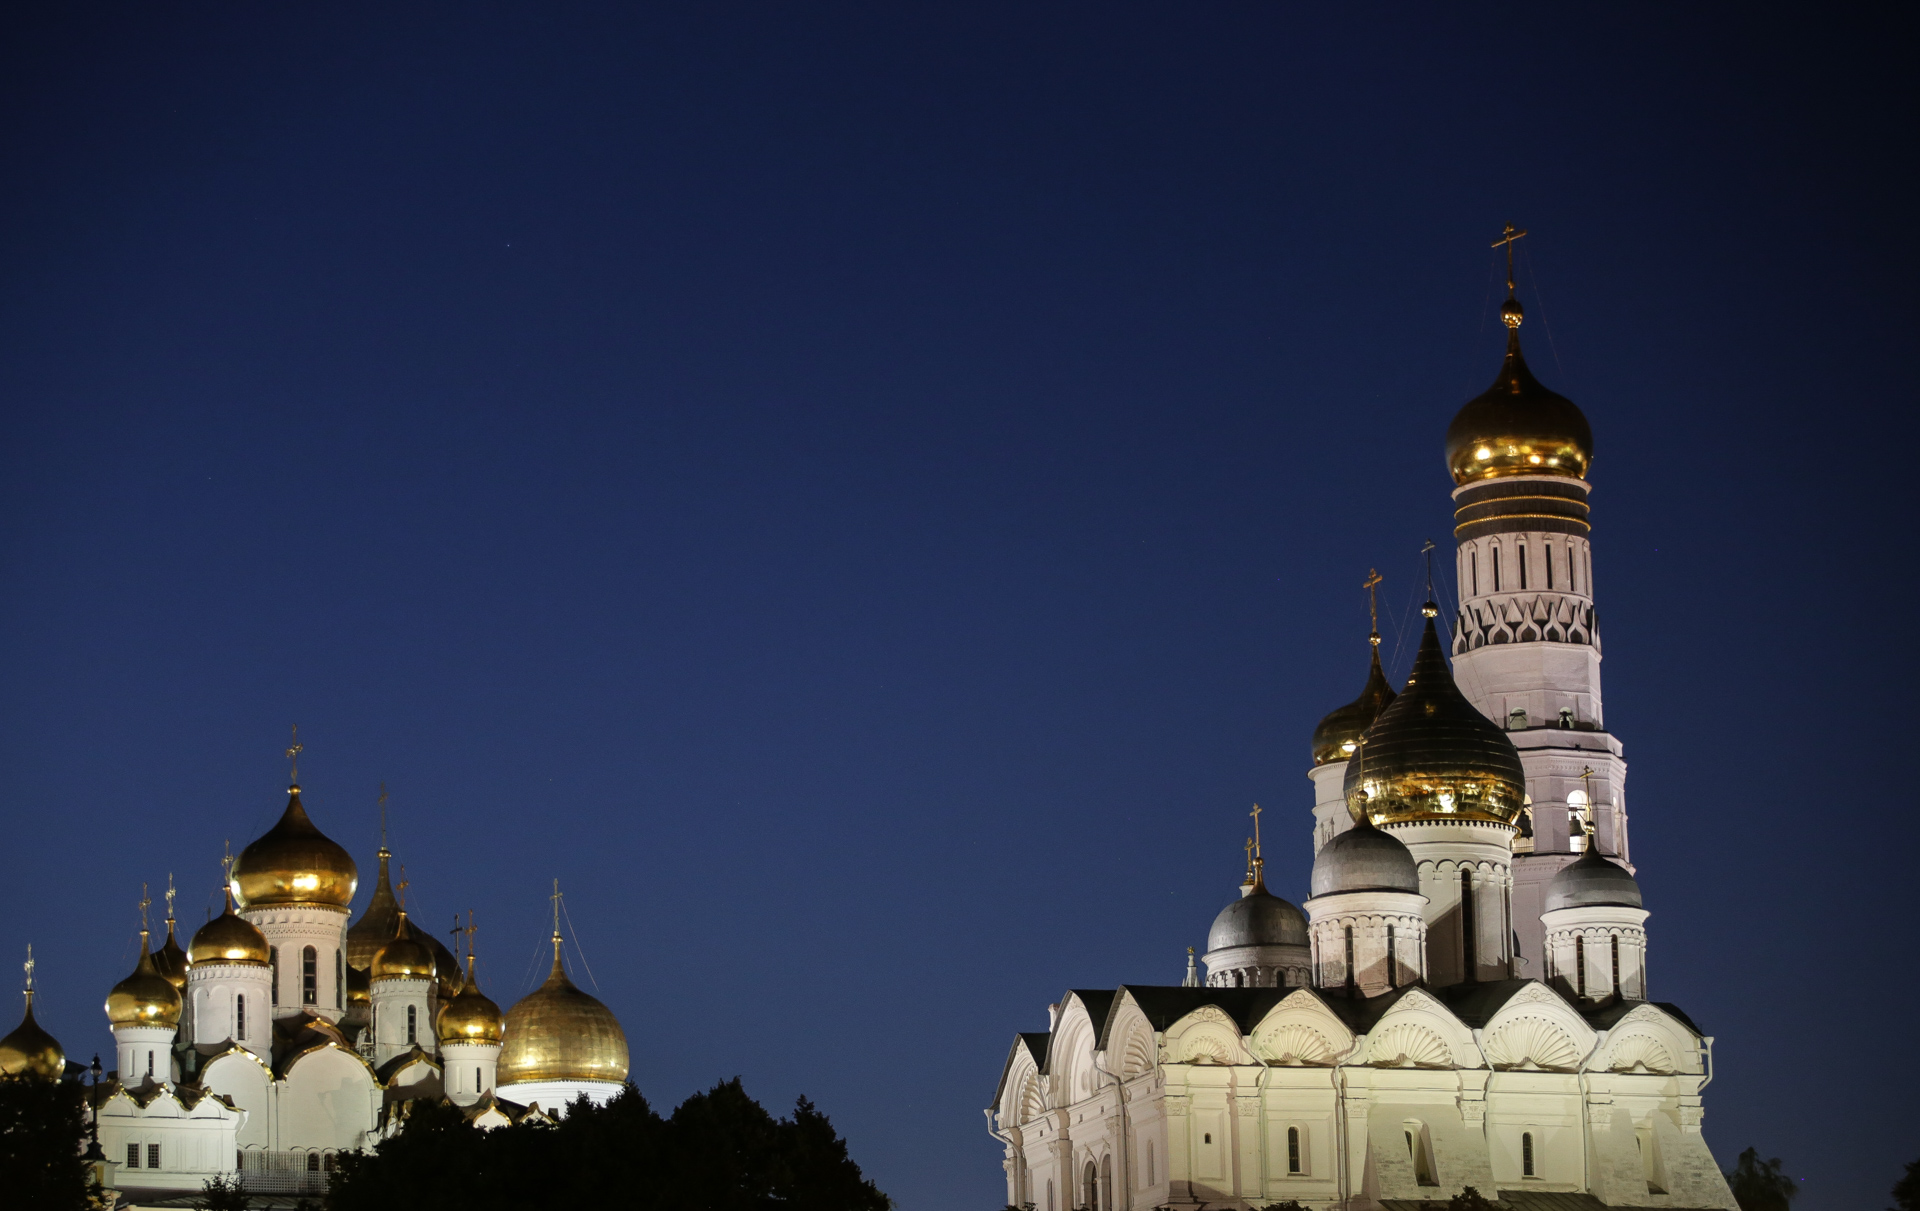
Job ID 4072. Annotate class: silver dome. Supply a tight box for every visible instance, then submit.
[1310,816,1419,896]
[1207,887,1308,951]
[1544,848,1642,912]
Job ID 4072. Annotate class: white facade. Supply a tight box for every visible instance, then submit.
[494,1078,625,1116]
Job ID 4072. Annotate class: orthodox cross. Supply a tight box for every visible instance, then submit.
[1364,568,1383,645]
[1243,837,1254,881]
[1248,804,1264,879]
[1421,540,1438,602]
[286,725,303,784]
[139,884,151,935]
[396,866,410,912]
[378,782,389,850]
[23,944,34,994]
[164,874,176,925]
[222,840,234,885]
[463,911,478,977]
[550,879,563,938]
[1492,223,1528,293]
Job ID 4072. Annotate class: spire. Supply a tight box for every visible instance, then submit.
[1182,947,1199,988]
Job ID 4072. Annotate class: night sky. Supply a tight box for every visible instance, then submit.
[1,6,1913,1209]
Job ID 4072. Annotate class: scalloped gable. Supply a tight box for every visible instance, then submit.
[1248,987,1356,1065]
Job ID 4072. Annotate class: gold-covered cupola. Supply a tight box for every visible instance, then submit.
[1310,570,1398,766]
[0,948,64,1080]
[106,926,184,1030]
[190,885,271,967]
[231,736,358,910]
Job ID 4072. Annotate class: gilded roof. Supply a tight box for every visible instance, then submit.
[498,938,628,1085]
[371,913,436,983]
[189,892,271,967]
[106,931,184,1029]
[1445,325,1592,485]
[1346,612,1526,826]
[346,848,401,970]
[1311,644,1397,766]
[0,994,63,1079]
[151,920,189,990]
[437,957,503,1045]
[232,786,358,909]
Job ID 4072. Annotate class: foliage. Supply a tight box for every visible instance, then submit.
[326,1078,891,1211]
[1446,1188,1498,1210]
[0,1074,94,1211]
[1892,1157,1920,1211]
[195,1174,253,1210]
[1725,1147,1797,1211]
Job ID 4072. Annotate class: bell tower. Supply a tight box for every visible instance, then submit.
[1445,225,1628,972]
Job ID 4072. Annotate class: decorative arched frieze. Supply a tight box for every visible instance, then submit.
[1602,1032,1675,1075]
[1483,1015,1582,1071]
[1365,1021,1453,1068]
[1249,989,1355,1066]
[1160,1005,1250,1067]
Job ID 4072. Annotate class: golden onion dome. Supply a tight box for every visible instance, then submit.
[1310,641,1397,766]
[345,847,401,971]
[498,937,628,1085]
[345,962,371,1007]
[1445,302,1592,485]
[151,919,188,990]
[1346,607,1526,827]
[189,890,270,967]
[106,931,184,1029]
[232,785,358,909]
[437,957,503,1045]
[0,992,64,1080]
[371,912,436,983]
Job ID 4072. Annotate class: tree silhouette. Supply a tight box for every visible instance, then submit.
[1725,1147,1796,1211]
[0,1074,92,1211]
[1891,1157,1920,1211]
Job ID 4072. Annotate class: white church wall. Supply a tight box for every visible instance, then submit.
[200,1050,273,1150]
[276,1045,379,1151]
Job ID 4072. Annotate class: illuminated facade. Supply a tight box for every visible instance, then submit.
[987,262,1738,1210]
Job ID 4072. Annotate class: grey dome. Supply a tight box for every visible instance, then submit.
[1544,847,1642,912]
[1207,887,1308,951]
[1310,815,1419,896]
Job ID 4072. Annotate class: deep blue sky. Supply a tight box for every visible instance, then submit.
[1,5,1913,1209]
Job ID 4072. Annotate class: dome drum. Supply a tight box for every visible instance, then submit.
[1452,476,1591,543]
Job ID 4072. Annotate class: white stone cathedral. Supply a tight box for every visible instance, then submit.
[0,760,630,1198]
[988,269,1740,1210]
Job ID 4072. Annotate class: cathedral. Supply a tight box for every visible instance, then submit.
[0,752,630,1198]
[987,245,1741,1209]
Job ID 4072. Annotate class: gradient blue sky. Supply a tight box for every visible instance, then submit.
[1,6,1913,1209]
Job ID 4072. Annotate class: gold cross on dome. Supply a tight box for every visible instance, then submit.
[139,884,151,934]
[286,725,303,784]
[378,782,389,849]
[165,874,176,923]
[1363,569,1383,641]
[23,944,34,993]
[396,866,410,911]
[550,879,563,938]
[1249,804,1264,862]
[1492,223,1529,292]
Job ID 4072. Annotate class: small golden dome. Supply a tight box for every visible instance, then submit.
[0,993,64,1080]
[345,847,401,971]
[371,913,436,983]
[189,890,270,967]
[1445,317,1592,486]
[152,919,188,990]
[437,957,503,1045]
[106,931,184,1029]
[1311,643,1397,766]
[1346,609,1526,827]
[232,785,358,910]
[498,937,628,1085]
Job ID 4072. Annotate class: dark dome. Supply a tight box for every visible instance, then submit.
[1346,612,1527,826]
[1445,326,1592,485]
[1544,847,1643,912]
[1207,886,1308,951]
[1311,646,1397,766]
[1310,813,1420,896]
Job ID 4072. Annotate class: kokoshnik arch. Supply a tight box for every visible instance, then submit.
[987,231,1740,1211]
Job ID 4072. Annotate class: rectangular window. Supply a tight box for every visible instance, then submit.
[1575,936,1587,998]
[1461,871,1476,979]
[1546,546,1554,589]
[148,1143,161,1170]
[146,1050,154,1078]
[407,1004,417,1045]
[1611,936,1621,997]
[270,948,279,1006]
[127,1143,140,1169]
[335,950,344,1009]
[1519,544,1528,589]
[1386,924,1397,989]
[1523,1132,1535,1177]
[1493,549,1502,591]
[236,994,246,1039]
[1471,551,1478,596]
[302,946,318,1006]
[1287,1126,1302,1174]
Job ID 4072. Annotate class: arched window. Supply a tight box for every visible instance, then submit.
[1084,1159,1098,1211]
[1460,870,1477,978]
[1611,935,1621,997]
[476,1066,482,1091]
[1386,924,1398,989]
[1287,1125,1302,1174]
[235,993,246,1040]
[1343,925,1355,992]
[1575,936,1587,998]
[1101,1154,1112,1211]
[335,950,344,1009]
[270,948,280,1006]
[1470,549,1479,596]
[307,1152,321,1173]
[407,1004,418,1045]
[302,946,318,1005]
[1567,789,1590,849]
[1404,1123,1437,1187]
[1522,1131,1536,1177]
[1545,544,1554,589]
[1519,543,1528,590]
[1571,545,1580,593]
[1493,547,1502,592]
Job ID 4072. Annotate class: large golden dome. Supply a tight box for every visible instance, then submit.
[371,913,436,983]
[1346,608,1526,826]
[190,890,270,967]
[231,785,358,909]
[437,957,503,1045]
[1310,642,1397,766]
[0,993,63,1080]
[498,938,628,1085]
[1445,304,1592,486]
[345,847,401,970]
[106,931,184,1029]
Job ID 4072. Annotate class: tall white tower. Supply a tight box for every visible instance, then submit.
[1443,240,1623,972]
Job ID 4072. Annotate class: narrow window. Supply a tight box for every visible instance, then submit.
[1571,546,1579,592]
[407,1004,418,1045]
[148,1143,161,1170]
[1546,545,1554,589]
[1147,1141,1155,1186]
[146,1050,154,1078]
[270,948,280,1006]
[1575,936,1587,998]
[1523,1132,1535,1177]
[127,1143,140,1168]
[1203,1133,1211,1145]
[1471,551,1478,596]
[335,950,344,1009]
[1085,1160,1098,1211]
[476,1066,482,1091]
[1343,925,1355,993]
[1519,543,1528,589]
[1288,1126,1302,1174]
[307,1153,321,1173]
[1493,548,1502,592]
[1461,871,1476,980]
[236,993,246,1039]
[302,946,318,1005]
[1386,924,1398,989]
[1611,936,1621,997]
